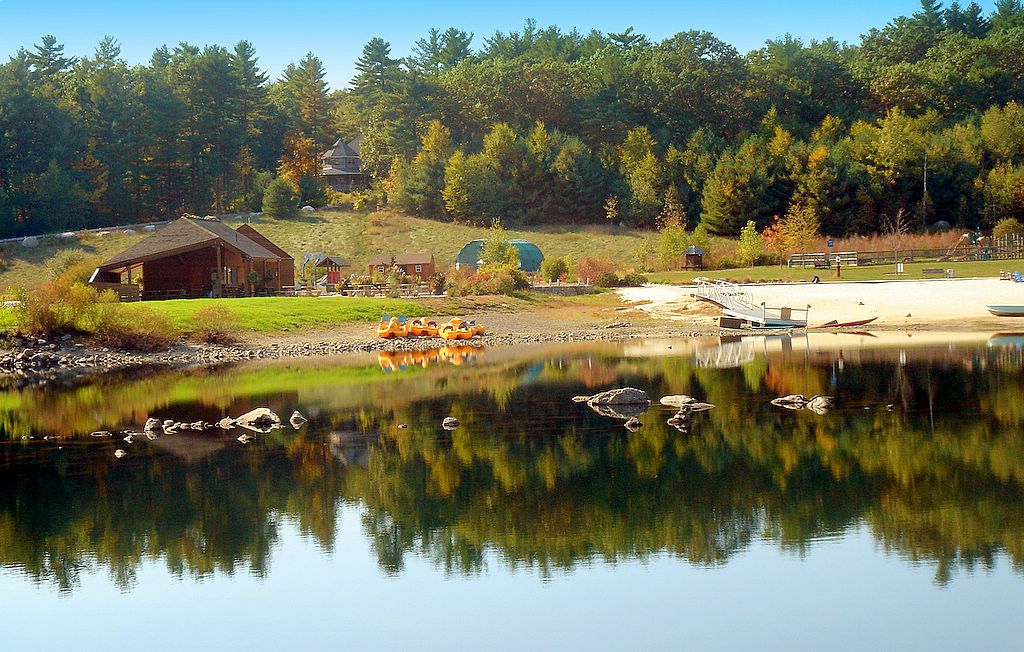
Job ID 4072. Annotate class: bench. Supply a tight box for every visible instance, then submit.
[922,268,952,278]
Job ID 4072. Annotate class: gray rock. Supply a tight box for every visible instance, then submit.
[586,387,650,406]
[771,394,809,410]
[114,449,126,458]
[571,395,590,403]
[236,408,281,432]
[144,418,161,432]
[301,205,315,213]
[89,430,113,437]
[660,395,697,408]
[237,434,254,443]
[623,417,642,432]
[289,410,307,429]
[217,417,236,429]
[805,395,835,415]
[442,416,459,430]
[589,403,649,420]
[677,402,715,413]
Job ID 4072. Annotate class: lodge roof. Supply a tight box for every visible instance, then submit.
[235,223,293,260]
[367,253,434,266]
[315,254,350,267]
[96,217,283,271]
[322,135,362,159]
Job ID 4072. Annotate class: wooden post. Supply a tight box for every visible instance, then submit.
[215,244,223,298]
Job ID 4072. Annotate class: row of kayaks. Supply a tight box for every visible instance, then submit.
[377,315,486,340]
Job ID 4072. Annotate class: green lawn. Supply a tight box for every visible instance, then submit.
[141,296,429,333]
[645,258,1017,284]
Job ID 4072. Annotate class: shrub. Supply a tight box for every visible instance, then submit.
[993,217,1024,239]
[429,272,448,295]
[191,304,241,345]
[262,177,298,218]
[595,272,620,288]
[450,268,530,296]
[540,257,569,282]
[575,256,615,284]
[92,305,179,352]
[619,272,648,287]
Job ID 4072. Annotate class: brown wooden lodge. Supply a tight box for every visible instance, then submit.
[367,253,435,279]
[90,217,295,300]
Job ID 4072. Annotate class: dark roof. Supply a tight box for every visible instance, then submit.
[367,253,434,266]
[97,217,281,271]
[322,136,361,159]
[236,224,293,260]
[316,254,350,267]
[684,246,707,255]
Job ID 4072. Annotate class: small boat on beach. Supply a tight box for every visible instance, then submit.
[440,318,475,340]
[812,317,879,329]
[409,318,440,337]
[986,305,1024,317]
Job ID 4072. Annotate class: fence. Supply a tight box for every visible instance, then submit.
[790,242,1024,268]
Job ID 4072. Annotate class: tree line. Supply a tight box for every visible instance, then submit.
[3,1,1024,238]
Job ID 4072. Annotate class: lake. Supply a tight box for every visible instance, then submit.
[2,332,1023,650]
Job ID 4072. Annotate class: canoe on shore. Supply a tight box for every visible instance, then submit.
[812,317,879,328]
[986,305,1024,317]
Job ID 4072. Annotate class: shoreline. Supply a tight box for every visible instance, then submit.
[3,277,1023,387]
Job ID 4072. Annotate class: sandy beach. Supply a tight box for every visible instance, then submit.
[619,278,1024,330]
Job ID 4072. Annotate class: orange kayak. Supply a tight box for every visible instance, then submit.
[377,317,408,338]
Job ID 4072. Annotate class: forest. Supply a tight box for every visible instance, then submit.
[2,0,1024,238]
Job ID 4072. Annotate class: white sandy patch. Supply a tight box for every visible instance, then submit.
[619,278,1024,328]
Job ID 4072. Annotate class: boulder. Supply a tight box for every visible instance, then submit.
[217,417,236,429]
[236,408,281,432]
[442,416,459,430]
[571,395,591,403]
[623,417,642,432]
[586,387,650,406]
[114,449,126,458]
[21,236,39,248]
[144,418,161,432]
[236,434,254,444]
[660,395,697,408]
[289,410,307,429]
[89,430,113,438]
[589,403,649,420]
[771,394,809,410]
[301,205,315,213]
[678,402,715,413]
[805,395,835,415]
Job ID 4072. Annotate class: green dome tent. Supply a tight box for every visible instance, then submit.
[455,239,545,272]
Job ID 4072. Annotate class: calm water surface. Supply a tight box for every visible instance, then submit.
[2,333,1023,650]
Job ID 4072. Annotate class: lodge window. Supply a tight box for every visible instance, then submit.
[377,265,385,273]
[415,265,422,273]
[223,267,238,285]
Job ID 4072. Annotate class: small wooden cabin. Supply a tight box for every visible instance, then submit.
[367,253,435,279]
[315,255,351,284]
[683,245,707,270]
[90,217,294,299]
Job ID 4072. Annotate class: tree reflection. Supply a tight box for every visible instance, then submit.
[0,339,1022,590]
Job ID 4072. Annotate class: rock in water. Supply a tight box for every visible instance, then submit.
[235,408,281,432]
[771,394,809,410]
[289,410,307,429]
[571,395,591,403]
[678,402,715,413]
[237,434,254,444]
[660,395,697,408]
[217,417,236,430]
[623,417,642,432]
[805,395,835,415]
[397,424,408,429]
[442,417,459,430]
[586,387,650,406]
[89,431,113,438]
[588,403,649,420]
[114,449,126,458]
[144,418,161,432]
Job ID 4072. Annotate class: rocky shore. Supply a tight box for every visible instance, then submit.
[0,320,720,388]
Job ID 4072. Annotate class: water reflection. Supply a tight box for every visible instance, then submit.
[1,333,1024,591]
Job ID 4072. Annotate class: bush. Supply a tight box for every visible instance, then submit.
[540,257,569,282]
[191,304,241,345]
[92,305,179,352]
[262,177,298,218]
[48,248,90,281]
[619,272,648,287]
[450,268,530,296]
[595,272,620,288]
[575,256,615,284]
[993,217,1024,239]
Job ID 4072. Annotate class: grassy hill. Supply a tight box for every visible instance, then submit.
[0,208,657,290]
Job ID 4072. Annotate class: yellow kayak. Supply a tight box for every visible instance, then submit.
[377,316,408,338]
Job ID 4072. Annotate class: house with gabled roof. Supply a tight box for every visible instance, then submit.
[367,253,435,279]
[322,135,368,191]
[89,217,295,299]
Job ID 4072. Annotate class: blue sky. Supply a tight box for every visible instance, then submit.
[0,0,996,89]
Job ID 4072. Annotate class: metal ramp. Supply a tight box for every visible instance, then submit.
[693,278,808,328]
